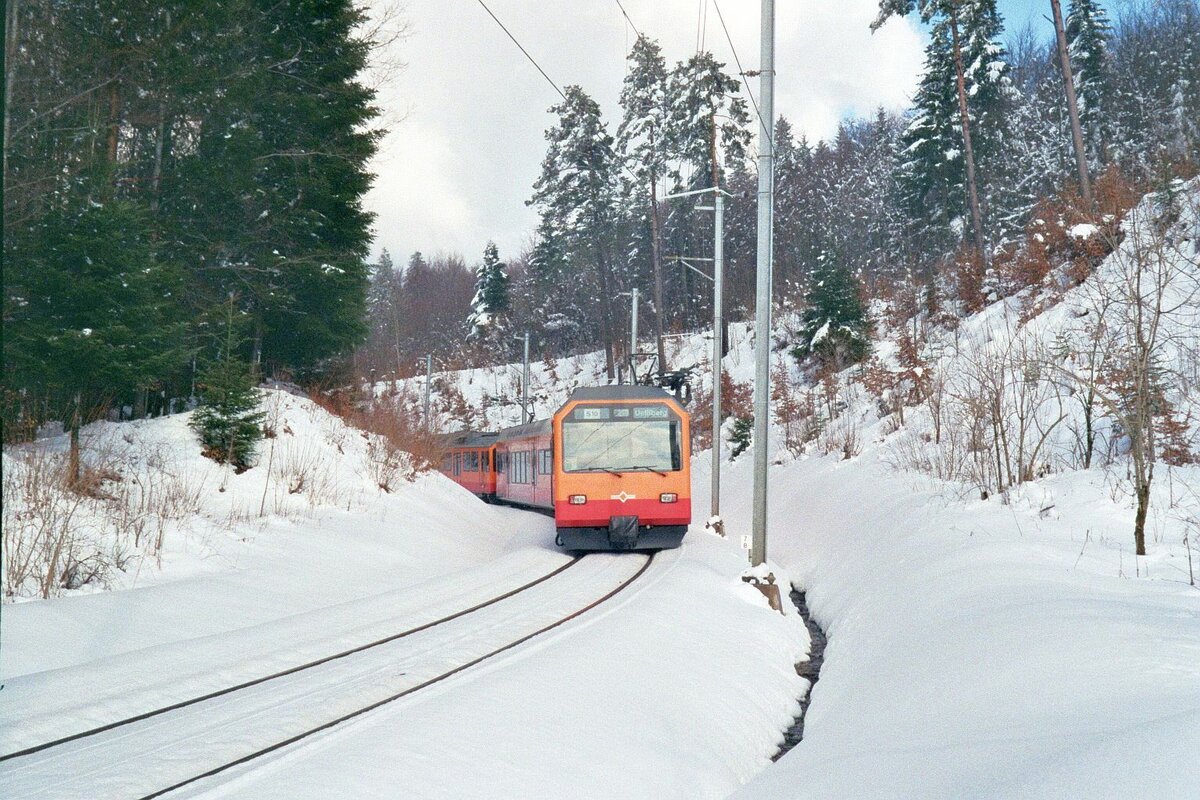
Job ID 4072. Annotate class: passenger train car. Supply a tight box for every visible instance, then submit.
[440,385,690,551]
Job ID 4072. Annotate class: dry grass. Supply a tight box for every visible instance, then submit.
[2,439,204,599]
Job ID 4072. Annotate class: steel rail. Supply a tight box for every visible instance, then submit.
[0,555,584,762]
[136,552,655,800]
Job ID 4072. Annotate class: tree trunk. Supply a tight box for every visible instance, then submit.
[251,319,264,382]
[948,12,986,260]
[1134,480,1149,556]
[106,80,122,164]
[594,250,616,380]
[68,391,82,485]
[3,0,20,186]
[1049,0,1094,210]
[649,179,667,375]
[149,102,169,212]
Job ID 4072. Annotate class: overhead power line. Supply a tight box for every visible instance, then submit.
[613,0,643,39]
[471,0,567,101]
[711,0,773,149]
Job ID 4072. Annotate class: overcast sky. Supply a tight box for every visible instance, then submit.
[362,0,1052,267]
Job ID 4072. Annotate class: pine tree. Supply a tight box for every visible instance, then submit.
[467,241,510,338]
[794,253,870,370]
[1066,0,1112,165]
[4,197,186,474]
[191,297,265,472]
[874,1,1011,253]
[529,86,621,378]
[616,35,671,371]
[161,0,378,377]
[666,51,751,187]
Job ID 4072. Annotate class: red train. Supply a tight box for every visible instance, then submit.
[440,385,691,551]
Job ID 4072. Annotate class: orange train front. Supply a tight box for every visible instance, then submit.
[550,386,690,550]
[440,385,691,552]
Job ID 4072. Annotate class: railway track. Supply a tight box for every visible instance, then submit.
[1,552,655,800]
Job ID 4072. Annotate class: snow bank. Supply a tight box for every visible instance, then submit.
[193,534,809,800]
[713,444,1200,798]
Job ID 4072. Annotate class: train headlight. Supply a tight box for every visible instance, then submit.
[659,493,678,503]
[569,494,587,505]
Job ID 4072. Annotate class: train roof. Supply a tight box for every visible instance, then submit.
[495,418,552,442]
[565,385,677,402]
[440,429,499,448]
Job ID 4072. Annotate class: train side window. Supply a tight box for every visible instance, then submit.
[539,448,552,475]
[466,451,478,472]
[453,453,461,476]
[482,450,490,470]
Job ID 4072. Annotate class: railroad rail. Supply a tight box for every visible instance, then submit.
[0,555,584,763]
[2,552,655,800]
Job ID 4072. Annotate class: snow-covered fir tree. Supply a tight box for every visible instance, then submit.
[467,241,509,339]
[876,0,1011,252]
[615,35,671,366]
[1065,0,1113,165]
[794,251,870,370]
[665,51,751,187]
[529,86,621,375]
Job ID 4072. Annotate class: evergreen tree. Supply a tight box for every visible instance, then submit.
[4,196,186,471]
[794,253,870,370]
[190,297,265,472]
[364,248,403,375]
[666,51,752,187]
[161,0,378,377]
[467,241,510,338]
[1066,0,1113,165]
[529,86,621,377]
[875,1,1011,252]
[616,35,671,370]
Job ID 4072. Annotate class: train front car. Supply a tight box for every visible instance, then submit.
[552,386,691,551]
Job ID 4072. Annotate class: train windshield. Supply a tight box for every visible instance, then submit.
[562,404,682,473]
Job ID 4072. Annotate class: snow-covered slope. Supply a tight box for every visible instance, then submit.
[2,389,810,800]
[384,180,1200,797]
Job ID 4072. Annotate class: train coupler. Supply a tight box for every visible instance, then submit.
[608,515,639,550]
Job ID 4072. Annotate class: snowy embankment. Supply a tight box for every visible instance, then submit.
[723,182,1200,797]
[3,391,810,799]
[709,448,1200,799]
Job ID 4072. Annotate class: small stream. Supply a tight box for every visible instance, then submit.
[772,587,827,761]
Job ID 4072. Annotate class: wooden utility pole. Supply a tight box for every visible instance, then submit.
[1049,0,1094,210]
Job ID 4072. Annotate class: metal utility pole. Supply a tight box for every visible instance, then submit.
[1049,0,1094,210]
[423,354,432,431]
[751,0,775,567]
[662,182,728,522]
[711,190,725,520]
[521,332,531,424]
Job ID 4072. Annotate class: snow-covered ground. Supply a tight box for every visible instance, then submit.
[1,393,808,799]
[4,182,1199,798]
[711,438,1200,799]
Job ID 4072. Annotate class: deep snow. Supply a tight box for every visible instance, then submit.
[4,182,1199,798]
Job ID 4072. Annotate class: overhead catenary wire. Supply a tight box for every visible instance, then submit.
[471,0,567,102]
[469,0,652,191]
[711,0,773,150]
[613,0,643,39]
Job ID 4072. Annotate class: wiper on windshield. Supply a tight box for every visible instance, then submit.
[575,466,623,476]
[626,465,667,476]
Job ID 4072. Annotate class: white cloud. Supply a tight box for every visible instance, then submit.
[363,0,925,263]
